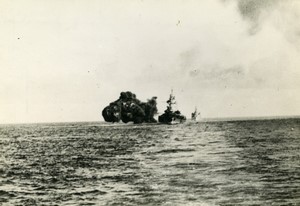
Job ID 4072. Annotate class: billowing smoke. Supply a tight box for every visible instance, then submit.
[102,91,158,124]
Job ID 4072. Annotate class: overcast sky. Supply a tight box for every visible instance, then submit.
[1,0,300,123]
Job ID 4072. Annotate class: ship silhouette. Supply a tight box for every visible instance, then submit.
[158,90,186,124]
[191,107,201,121]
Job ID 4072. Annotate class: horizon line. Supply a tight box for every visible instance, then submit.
[1,115,299,125]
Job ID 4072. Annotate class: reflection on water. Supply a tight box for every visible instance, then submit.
[0,119,299,205]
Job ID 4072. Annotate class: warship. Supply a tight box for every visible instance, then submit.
[158,90,186,124]
[191,107,201,121]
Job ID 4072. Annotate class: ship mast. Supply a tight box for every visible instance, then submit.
[191,106,200,120]
[166,89,176,112]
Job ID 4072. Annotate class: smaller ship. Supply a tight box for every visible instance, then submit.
[191,107,201,121]
[158,90,186,124]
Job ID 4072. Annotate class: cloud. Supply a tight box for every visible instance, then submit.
[180,47,201,71]
[237,0,279,34]
[189,65,244,80]
[225,0,300,49]
[237,0,279,20]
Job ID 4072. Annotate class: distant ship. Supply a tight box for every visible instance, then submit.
[191,107,201,121]
[158,90,186,124]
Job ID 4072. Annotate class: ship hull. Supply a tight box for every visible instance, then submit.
[158,113,186,124]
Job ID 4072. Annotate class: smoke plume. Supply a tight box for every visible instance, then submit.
[102,91,158,124]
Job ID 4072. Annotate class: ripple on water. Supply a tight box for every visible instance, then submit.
[0,119,299,205]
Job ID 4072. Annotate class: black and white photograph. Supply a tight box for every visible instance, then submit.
[0,0,300,205]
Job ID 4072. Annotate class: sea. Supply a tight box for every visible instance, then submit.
[0,118,299,206]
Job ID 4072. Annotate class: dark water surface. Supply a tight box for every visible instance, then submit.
[0,119,299,205]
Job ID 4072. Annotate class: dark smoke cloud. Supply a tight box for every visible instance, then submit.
[102,91,158,124]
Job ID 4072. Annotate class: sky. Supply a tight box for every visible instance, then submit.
[1,0,300,123]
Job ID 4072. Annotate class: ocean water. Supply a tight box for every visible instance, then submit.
[0,119,299,206]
